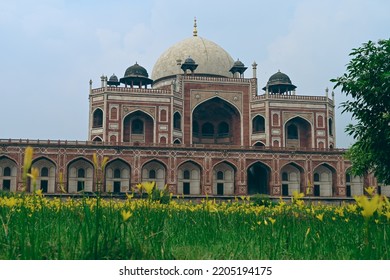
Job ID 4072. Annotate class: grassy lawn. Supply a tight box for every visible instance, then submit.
[0,190,389,260]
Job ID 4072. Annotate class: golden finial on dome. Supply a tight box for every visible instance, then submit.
[193,17,198,37]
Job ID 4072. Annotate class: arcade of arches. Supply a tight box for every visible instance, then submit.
[0,155,370,197]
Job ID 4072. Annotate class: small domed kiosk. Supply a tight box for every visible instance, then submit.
[107,74,120,87]
[229,59,247,78]
[262,70,297,94]
[120,62,153,88]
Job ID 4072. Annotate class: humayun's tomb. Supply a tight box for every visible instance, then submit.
[0,21,386,198]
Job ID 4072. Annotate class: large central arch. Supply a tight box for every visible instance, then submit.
[284,116,312,149]
[247,162,270,195]
[192,97,241,145]
[123,110,154,144]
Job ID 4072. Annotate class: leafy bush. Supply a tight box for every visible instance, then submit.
[251,193,274,207]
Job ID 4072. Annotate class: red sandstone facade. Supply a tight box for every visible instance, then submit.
[0,27,385,197]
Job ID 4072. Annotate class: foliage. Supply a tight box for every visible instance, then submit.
[331,39,390,183]
[251,193,274,207]
[151,185,171,204]
[1,191,390,260]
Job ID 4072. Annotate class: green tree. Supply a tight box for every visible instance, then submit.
[332,39,390,184]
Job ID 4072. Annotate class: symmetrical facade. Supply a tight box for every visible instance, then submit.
[0,23,386,197]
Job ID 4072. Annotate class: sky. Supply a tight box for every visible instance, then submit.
[0,0,389,148]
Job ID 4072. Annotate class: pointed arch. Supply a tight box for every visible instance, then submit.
[110,107,118,120]
[0,156,17,192]
[178,161,202,195]
[92,136,103,142]
[213,161,237,195]
[123,110,155,143]
[252,115,265,133]
[253,141,265,148]
[247,161,271,195]
[92,108,103,128]
[280,162,305,196]
[141,159,167,189]
[67,157,94,193]
[173,112,182,131]
[345,167,363,197]
[328,118,334,136]
[192,97,241,145]
[312,163,336,197]
[284,116,312,148]
[105,158,131,193]
[32,157,57,193]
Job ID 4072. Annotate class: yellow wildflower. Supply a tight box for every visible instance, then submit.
[269,217,276,225]
[335,208,344,217]
[292,190,304,200]
[92,153,109,171]
[126,193,134,200]
[22,146,34,180]
[142,181,155,195]
[295,200,305,207]
[306,179,312,195]
[316,213,324,221]
[121,210,132,222]
[384,211,390,220]
[356,195,380,220]
[28,167,39,190]
[101,156,109,170]
[364,186,376,196]
[34,189,43,197]
[58,172,67,193]
[305,227,311,239]
[347,203,357,213]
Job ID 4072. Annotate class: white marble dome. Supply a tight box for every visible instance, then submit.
[151,36,234,82]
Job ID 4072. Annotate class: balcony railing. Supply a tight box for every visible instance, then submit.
[0,138,347,153]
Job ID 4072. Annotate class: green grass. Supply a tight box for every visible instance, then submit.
[0,192,389,259]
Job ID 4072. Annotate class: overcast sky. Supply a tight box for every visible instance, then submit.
[0,0,389,148]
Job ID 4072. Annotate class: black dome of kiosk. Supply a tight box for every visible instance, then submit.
[120,62,153,88]
[124,63,149,77]
[181,56,198,73]
[262,70,297,94]
[229,59,247,76]
[107,74,120,86]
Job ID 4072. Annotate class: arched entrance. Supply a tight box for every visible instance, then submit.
[345,168,363,197]
[313,164,336,197]
[123,111,154,144]
[280,163,304,196]
[67,158,94,193]
[284,117,312,148]
[178,161,201,195]
[31,157,56,193]
[0,156,17,192]
[192,97,241,145]
[141,160,166,190]
[105,159,131,193]
[213,162,235,195]
[247,162,270,195]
